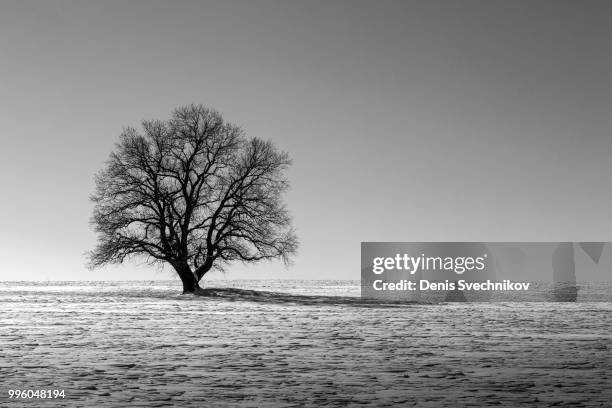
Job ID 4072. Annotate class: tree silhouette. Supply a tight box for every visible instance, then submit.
[89,105,297,293]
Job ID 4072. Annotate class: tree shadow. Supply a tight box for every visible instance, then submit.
[194,287,424,308]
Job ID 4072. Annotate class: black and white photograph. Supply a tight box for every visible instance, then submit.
[1,1,611,407]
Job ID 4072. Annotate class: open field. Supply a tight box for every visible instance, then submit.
[1,281,611,407]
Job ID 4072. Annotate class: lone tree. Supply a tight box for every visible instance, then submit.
[89,105,297,293]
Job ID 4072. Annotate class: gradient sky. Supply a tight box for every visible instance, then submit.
[1,0,612,281]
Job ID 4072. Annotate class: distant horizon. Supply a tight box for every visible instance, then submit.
[0,277,362,282]
[2,278,611,283]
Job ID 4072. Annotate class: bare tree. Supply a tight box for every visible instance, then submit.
[89,105,297,293]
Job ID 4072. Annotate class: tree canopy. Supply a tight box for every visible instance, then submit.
[90,105,297,292]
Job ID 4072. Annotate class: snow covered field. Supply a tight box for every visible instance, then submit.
[1,280,611,407]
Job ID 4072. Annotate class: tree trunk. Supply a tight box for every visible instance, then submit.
[174,264,200,294]
[181,275,201,294]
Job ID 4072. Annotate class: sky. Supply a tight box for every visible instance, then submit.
[1,0,612,282]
